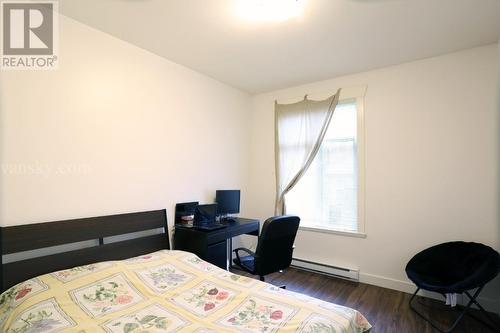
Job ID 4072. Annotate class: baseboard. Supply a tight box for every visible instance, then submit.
[291,258,359,282]
[359,272,500,315]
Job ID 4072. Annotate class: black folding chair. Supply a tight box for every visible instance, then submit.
[405,241,500,333]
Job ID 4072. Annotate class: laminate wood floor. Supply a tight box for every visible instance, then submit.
[231,267,500,333]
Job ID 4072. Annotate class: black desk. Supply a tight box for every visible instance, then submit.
[173,218,259,270]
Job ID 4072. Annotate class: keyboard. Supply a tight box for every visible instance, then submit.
[221,217,237,223]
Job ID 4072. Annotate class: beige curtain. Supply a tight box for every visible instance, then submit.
[274,89,341,215]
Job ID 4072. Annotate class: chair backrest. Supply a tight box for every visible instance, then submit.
[254,215,300,276]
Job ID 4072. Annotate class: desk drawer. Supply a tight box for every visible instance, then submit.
[205,229,227,244]
[206,240,227,269]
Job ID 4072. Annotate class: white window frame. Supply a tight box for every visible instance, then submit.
[281,85,367,238]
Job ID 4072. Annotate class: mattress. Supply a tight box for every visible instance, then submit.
[0,250,371,332]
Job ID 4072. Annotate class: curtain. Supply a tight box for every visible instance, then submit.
[274,89,341,215]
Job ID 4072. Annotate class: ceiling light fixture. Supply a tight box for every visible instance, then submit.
[235,0,305,23]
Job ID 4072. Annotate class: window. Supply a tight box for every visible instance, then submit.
[285,99,365,235]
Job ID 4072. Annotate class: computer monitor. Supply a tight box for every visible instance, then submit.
[193,204,217,226]
[215,190,240,215]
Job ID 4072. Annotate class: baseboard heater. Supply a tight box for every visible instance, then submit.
[291,258,360,282]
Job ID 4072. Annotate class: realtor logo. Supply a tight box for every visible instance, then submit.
[1,0,58,69]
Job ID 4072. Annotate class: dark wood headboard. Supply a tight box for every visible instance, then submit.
[0,209,169,292]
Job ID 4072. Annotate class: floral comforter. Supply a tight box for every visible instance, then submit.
[0,250,371,333]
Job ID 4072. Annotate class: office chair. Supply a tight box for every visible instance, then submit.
[232,215,300,282]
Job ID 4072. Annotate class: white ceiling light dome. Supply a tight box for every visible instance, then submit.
[234,0,305,22]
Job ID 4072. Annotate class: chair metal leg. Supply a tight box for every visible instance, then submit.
[462,290,500,332]
[409,287,494,333]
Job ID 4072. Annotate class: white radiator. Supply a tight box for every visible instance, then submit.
[291,258,359,282]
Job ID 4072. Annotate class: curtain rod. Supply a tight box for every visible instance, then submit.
[275,88,341,105]
[273,85,366,105]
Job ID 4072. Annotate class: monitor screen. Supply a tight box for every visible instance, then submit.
[194,204,217,225]
[216,190,240,215]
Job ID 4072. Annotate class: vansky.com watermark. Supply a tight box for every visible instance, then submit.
[1,0,59,70]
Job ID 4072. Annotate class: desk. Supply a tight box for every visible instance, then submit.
[173,218,259,270]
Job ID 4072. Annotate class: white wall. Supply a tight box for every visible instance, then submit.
[1,13,498,313]
[247,44,500,311]
[0,15,252,229]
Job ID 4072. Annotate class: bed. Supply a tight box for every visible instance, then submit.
[0,210,371,332]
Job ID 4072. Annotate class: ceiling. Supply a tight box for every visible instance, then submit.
[59,0,500,94]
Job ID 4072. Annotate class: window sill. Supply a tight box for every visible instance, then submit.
[298,226,367,238]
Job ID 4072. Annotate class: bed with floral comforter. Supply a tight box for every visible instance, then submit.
[0,250,371,333]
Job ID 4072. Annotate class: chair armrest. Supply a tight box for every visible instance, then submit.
[232,248,256,274]
[233,247,255,256]
[233,247,256,264]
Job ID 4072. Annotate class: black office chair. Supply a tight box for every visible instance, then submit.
[232,215,300,282]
